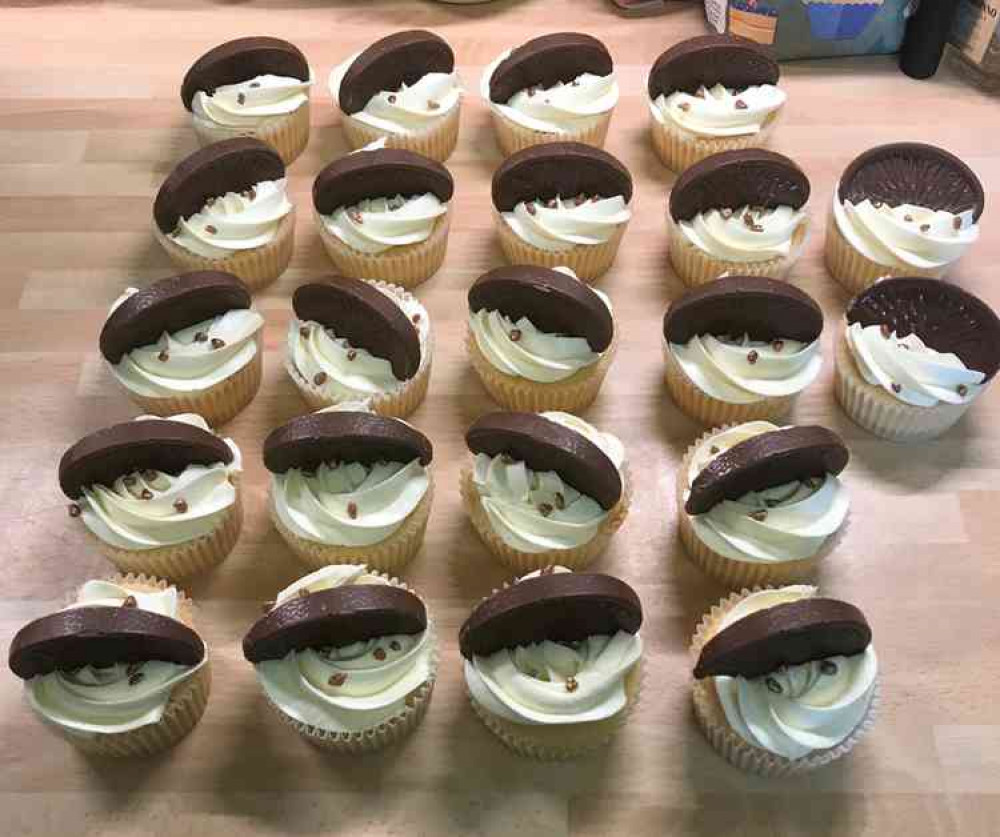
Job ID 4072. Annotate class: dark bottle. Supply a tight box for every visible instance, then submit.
[900,0,962,79]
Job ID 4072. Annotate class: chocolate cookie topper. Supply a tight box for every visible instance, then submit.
[9,606,205,679]
[293,277,421,381]
[469,265,614,352]
[100,271,251,364]
[663,276,823,345]
[488,33,613,104]
[846,277,1000,381]
[838,142,984,221]
[338,30,454,115]
[492,142,633,213]
[668,149,809,222]
[243,585,427,663]
[693,597,872,680]
[263,411,433,473]
[466,411,622,510]
[312,148,454,216]
[648,34,779,100]
[59,419,233,499]
[181,36,310,111]
[459,572,642,659]
[686,425,849,516]
[153,138,285,234]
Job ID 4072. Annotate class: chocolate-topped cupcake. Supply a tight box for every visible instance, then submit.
[182,37,313,165]
[677,422,851,587]
[492,142,633,281]
[286,276,432,418]
[312,144,454,288]
[662,276,824,424]
[328,30,462,162]
[152,138,295,291]
[826,143,984,293]
[835,277,1000,441]
[667,149,811,286]
[480,33,618,156]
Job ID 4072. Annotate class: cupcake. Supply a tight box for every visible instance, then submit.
[835,277,1000,441]
[492,142,633,281]
[242,564,437,753]
[668,149,810,286]
[264,406,434,573]
[461,566,643,760]
[467,265,617,412]
[462,411,630,573]
[8,575,210,756]
[181,37,312,165]
[58,413,243,578]
[312,143,453,288]
[647,34,785,173]
[152,139,295,291]
[662,276,824,425]
[99,271,264,426]
[826,143,984,294]
[286,276,431,418]
[328,30,462,163]
[691,585,878,776]
[481,33,618,156]
[677,423,850,587]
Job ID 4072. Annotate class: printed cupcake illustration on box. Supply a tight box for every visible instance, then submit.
[801,0,884,40]
[729,0,780,45]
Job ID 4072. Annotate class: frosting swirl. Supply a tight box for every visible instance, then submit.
[77,413,242,551]
[502,194,631,252]
[651,84,785,137]
[471,412,625,553]
[321,193,447,255]
[192,73,311,129]
[845,322,984,407]
[684,422,849,564]
[678,205,807,263]
[710,586,877,761]
[254,565,435,733]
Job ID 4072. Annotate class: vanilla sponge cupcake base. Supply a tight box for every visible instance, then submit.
[341,103,460,164]
[491,110,612,157]
[650,110,780,174]
[191,101,311,167]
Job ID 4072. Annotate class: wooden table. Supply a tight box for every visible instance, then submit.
[3,2,999,835]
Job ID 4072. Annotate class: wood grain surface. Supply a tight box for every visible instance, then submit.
[2,2,999,835]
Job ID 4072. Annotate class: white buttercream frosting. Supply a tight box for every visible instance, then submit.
[502,193,631,252]
[192,73,311,129]
[678,205,807,263]
[321,193,447,255]
[651,83,785,137]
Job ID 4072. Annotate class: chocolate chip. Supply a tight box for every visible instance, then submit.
[710,445,720,455]
[205,225,217,235]
[249,82,261,89]
[743,212,755,228]
[412,313,421,324]
[765,676,782,694]
[904,215,914,223]
[313,371,328,386]
[749,509,767,522]
[546,198,557,209]
[747,350,759,365]
[565,676,579,693]
[820,660,839,676]
[538,502,554,517]
[677,102,690,112]
[958,384,969,396]
[122,595,137,608]
[734,99,748,110]
[427,100,440,110]
[328,672,347,687]
[891,382,902,393]
[373,647,386,661]
[872,201,883,209]
[881,323,892,338]
[920,224,931,233]
[509,329,522,342]
[128,672,144,686]
[526,203,537,216]
[554,492,565,510]
[389,640,401,651]
[68,503,81,518]
[347,349,358,361]
[771,340,784,352]
[347,501,358,519]
[237,92,246,105]
[157,350,169,362]
[211,338,225,349]
[299,326,310,339]
[174,498,188,514]
[387,94,397,103]
[140,489,154,501]
[194,331,208,343]
[953,217,963,231]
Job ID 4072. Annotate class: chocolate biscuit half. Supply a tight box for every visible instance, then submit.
[648,34,779,99]
[488,33,613,103]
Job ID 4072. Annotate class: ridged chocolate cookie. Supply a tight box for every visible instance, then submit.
[648,34,779,99]
[243,585,427,663]
[685,425,849,515]
[846,277,1000,380]
[59,419,233,499]
[180,36,309,111]
[153,138,285,233]
[466,411,622,509]
[100,271,251,363]
[663,276,823,345]
[9,606,205,679]
[312,147,454,215]
[693,597,872,680]
[459,572,642,659]
[468,265,614,352]
[263,411,433,473]
[838,142,984,220]
[492,142,633,212]
[668,149,809,222]
[293,278,421,381]
[488,33,613,103]
[338,30,454,114]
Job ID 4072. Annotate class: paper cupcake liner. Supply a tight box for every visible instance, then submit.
[269,477,433,574]
[152,209,296,292]
[467,326,616,413]
[675,426,846,587]
[340,103,460,163]
[689,587,879,776]
[494,209,627,283]
[834,331,970,442]
[667,212,807,287]
[650,109,780,174]
[314,208,450,289]
[191,100,311,166]
[490,109,613,157]
[459,462,632,574]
